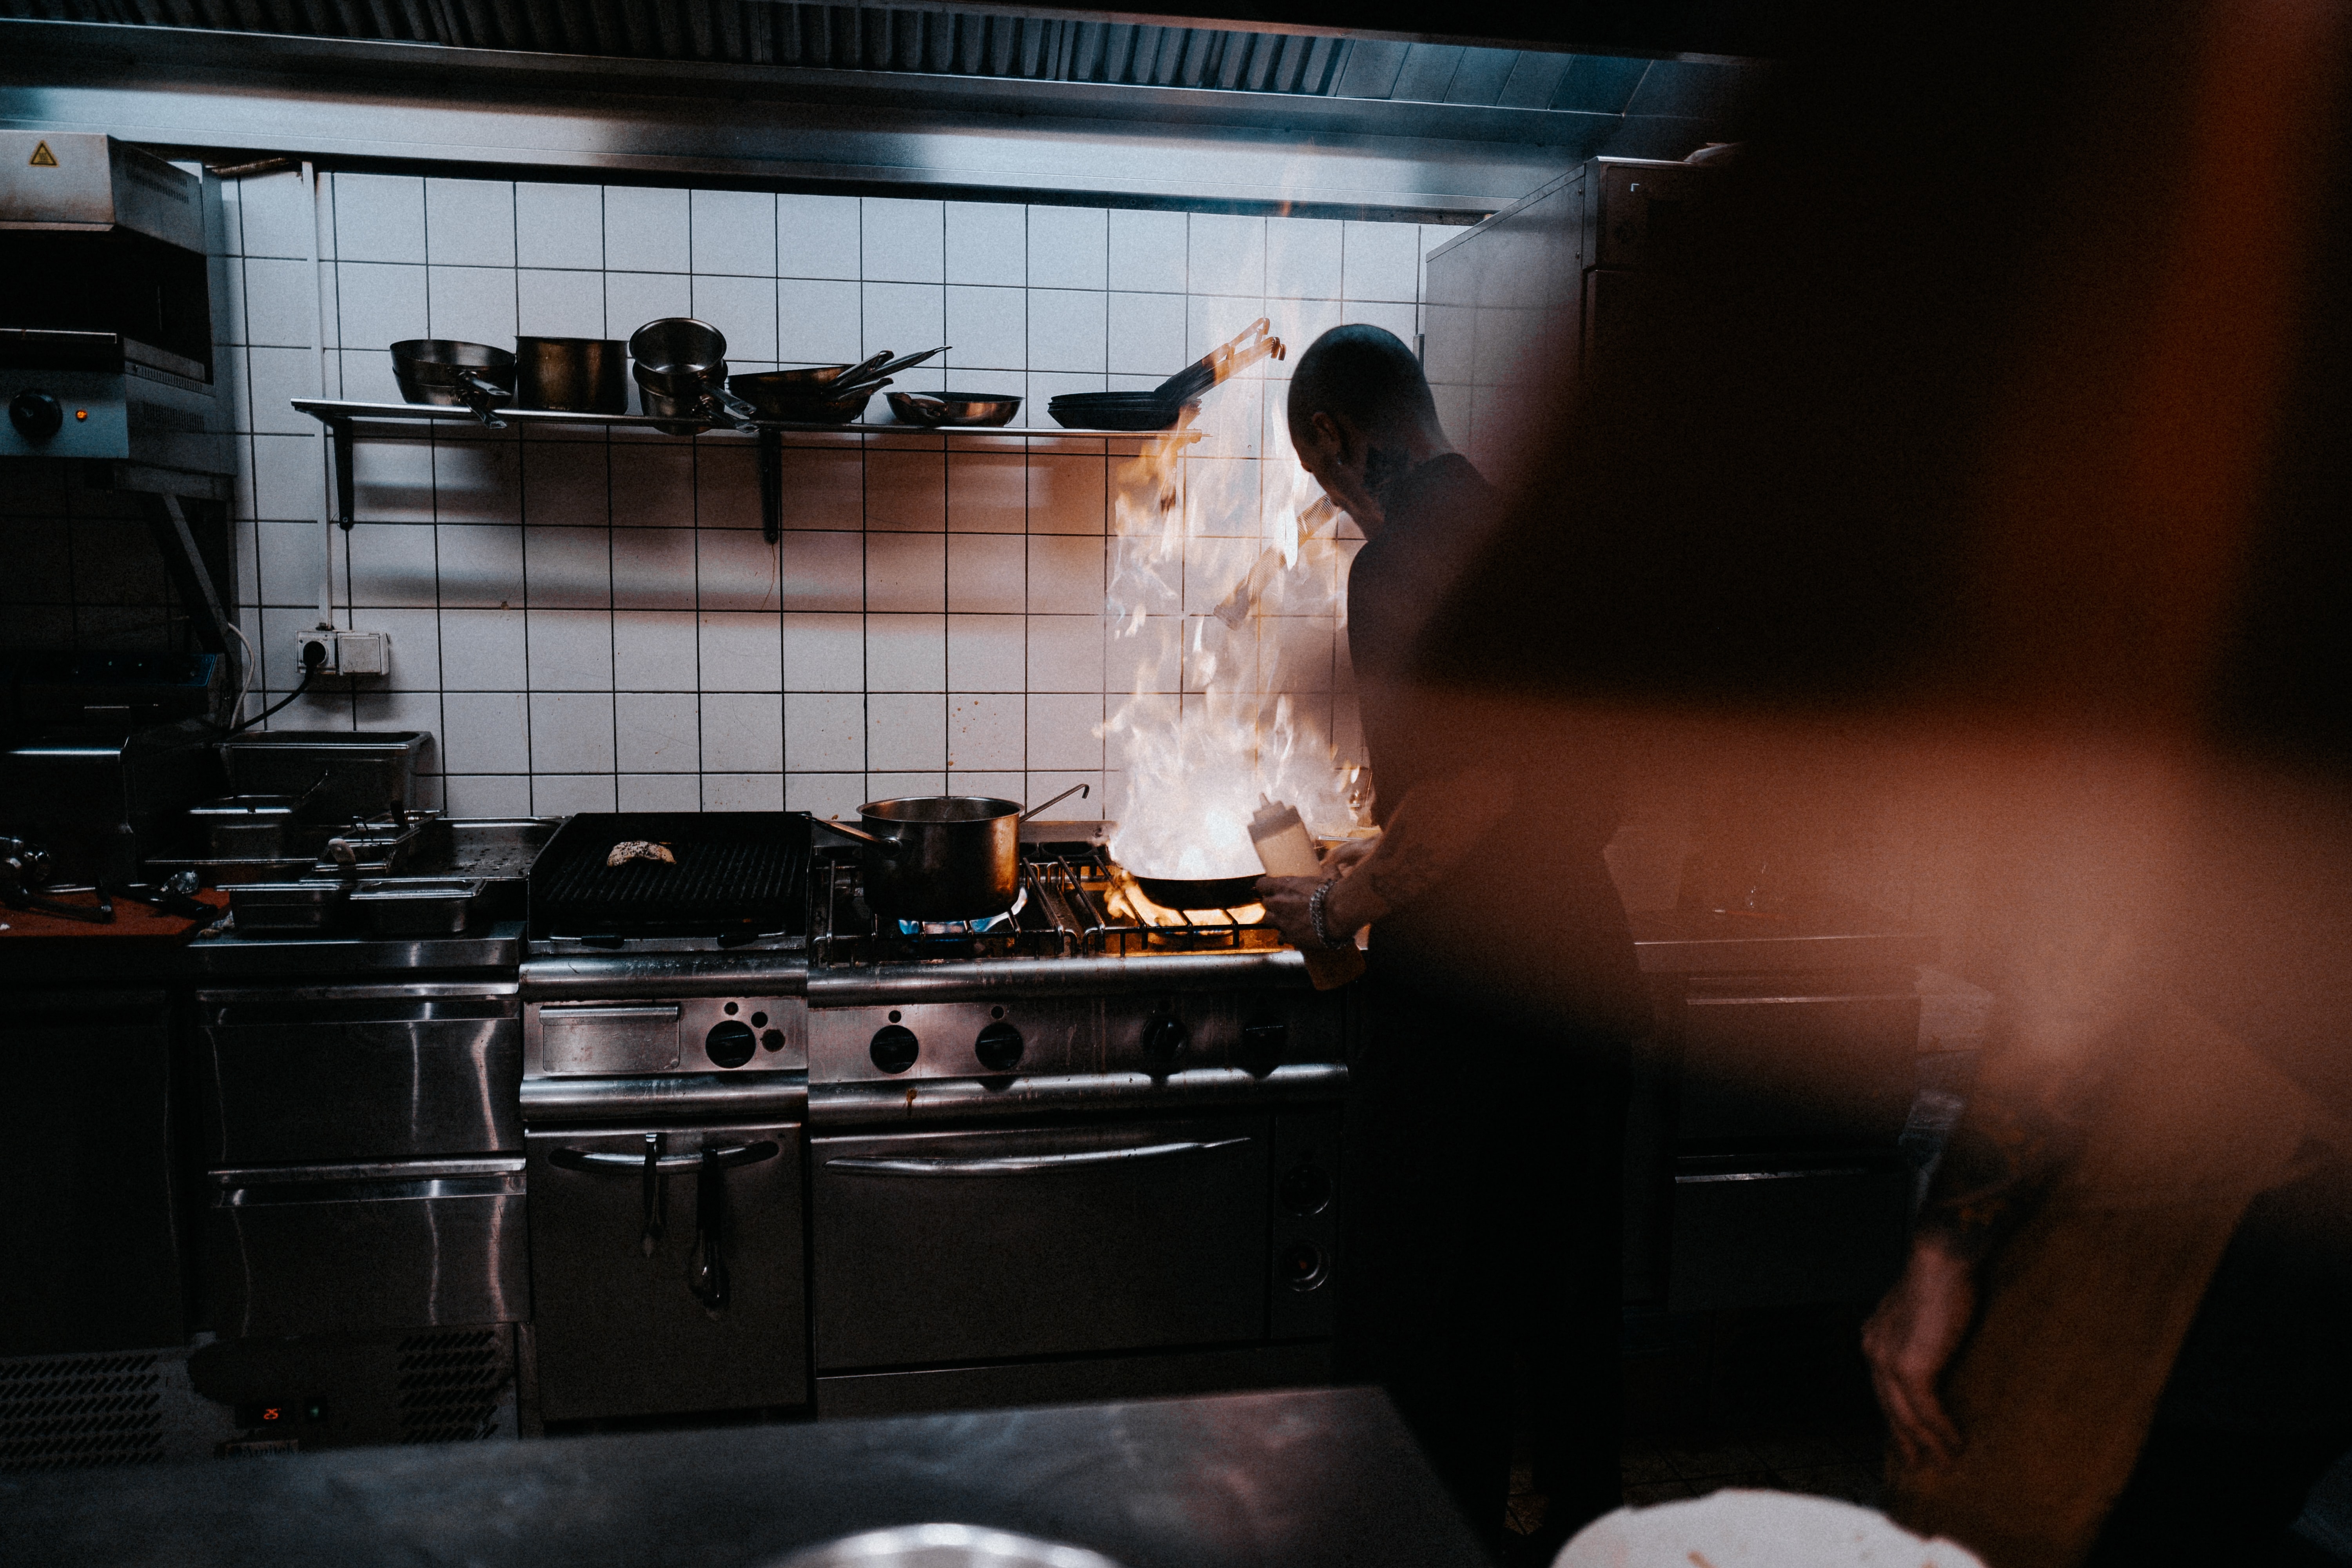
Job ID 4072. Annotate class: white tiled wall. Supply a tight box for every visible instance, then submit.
[208,169,1453,818]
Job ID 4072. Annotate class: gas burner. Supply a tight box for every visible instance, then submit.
[810,840,1289,966]
[895,887,1026,936]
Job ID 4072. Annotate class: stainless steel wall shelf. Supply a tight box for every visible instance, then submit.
[289,398,1202,543]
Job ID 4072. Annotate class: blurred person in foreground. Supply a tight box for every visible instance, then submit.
[1256,324,1644,1559]
[1383,2,2352,1565]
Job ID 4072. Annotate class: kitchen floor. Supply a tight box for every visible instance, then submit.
[1503,1302,1890,1552]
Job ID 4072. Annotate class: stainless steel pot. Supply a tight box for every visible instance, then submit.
[516,336,627,412]
[629,317,760,431]
[826,784,1088,922]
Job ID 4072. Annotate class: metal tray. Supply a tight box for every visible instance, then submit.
[350,877,485,936]
[228,879,351,932]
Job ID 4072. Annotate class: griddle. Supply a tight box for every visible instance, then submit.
[528,812,810,940]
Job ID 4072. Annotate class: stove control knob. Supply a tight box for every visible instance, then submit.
[705,1020,757,1069]
[870,1023,920,1074]
[1140,1011,1188,1070]
[10,390,63,442]
[974,1020,1024,1073]
[1240,1016,1288,1074]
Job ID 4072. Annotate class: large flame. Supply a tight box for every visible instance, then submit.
[1100,325,1366,880]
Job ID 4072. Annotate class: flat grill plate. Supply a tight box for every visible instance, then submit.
[529,812,809,936]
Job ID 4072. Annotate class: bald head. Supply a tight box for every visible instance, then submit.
[1285,323,1441,447]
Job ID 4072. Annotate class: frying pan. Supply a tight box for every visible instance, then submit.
[1131,872,1264,911]
[390,339,514,428]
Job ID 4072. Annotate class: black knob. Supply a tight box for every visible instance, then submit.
[760,1028,785,1053]
[1240,1016,1288,1073]
[1279,1163,1333,1216]
[870,1023,920,1074]
[9,390,62,441]
[974,1020,1024,1073]
[1279,1241,1328,1290]
[705,1020,757,1069]
[1140,1012,1188,1069]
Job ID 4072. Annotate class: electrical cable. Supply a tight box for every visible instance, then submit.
[222,618,258,729]
[228,639,325,735]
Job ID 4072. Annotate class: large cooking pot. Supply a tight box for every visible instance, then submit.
[516,336,627,412]
[826,784,1088,922]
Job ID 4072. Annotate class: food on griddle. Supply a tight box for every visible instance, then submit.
[606,840,677,867]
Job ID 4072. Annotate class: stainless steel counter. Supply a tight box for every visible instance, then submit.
[1630,903,1935,974]
[184,919,525,976]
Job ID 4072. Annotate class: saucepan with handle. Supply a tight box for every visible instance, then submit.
[822,784,1090,922]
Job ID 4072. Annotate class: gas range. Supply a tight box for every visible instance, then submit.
[517,811,1346,1127]
[512,809,1349,1426]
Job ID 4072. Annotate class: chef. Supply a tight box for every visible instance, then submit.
[1256,324,1642,1559]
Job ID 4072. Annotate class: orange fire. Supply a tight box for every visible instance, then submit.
[1099,318,1368,882]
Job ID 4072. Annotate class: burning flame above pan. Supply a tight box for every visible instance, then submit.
[1098,317,1367,882]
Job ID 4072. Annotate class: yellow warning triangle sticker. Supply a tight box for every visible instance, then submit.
[29,141,57,167]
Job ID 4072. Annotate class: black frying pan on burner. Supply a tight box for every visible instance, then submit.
[1132,873,1264,911]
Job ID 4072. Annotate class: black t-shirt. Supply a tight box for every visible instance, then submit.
[1345,454,1642,1031]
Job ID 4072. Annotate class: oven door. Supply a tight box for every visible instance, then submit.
[811,1114,1267,1371]
[525,1121,806,1423]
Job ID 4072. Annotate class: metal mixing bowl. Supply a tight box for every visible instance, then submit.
[765,1524,1128,1568]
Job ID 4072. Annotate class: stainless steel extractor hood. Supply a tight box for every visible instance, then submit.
[0,0,1769,216]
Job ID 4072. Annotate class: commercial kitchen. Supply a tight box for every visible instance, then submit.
[7,4,2349,1565]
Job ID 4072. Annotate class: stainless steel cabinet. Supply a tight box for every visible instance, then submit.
[196,984,522,1165]
[206,1160,528,1337]
[526,1121,807,1423]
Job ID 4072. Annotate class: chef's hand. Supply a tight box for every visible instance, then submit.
[1322,836,1378,874]
[1862,1236,1976,1469]
[1253,876,1325,951]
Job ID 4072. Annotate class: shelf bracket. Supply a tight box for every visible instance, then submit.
[328,414,356,530]
[757,426,783,545]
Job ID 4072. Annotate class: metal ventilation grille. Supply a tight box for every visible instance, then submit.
[0,1352,166,1472]
[0,0,1348,93]
[395,1328,508,1443]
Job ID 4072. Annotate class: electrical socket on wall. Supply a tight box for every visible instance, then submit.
[294,630,391,677]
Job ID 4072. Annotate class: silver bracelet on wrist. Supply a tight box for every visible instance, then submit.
[1306,876,1353,950]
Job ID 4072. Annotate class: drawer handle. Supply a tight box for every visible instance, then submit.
[552,1141,777,1174]
[826,1136,1249,1178]
[1676,1166,1877,1184]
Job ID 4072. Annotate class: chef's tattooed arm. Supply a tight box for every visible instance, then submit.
[1321,770,1514,935]
[1252,770,1514,949]
[1912,1050,2103,1265]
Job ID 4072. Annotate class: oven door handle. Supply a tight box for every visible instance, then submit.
[824,1136,1250,1178]
[551,1141,779,1174]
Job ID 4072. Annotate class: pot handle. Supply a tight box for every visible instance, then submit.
[820,818,902,856]
[1020,782,1091,822]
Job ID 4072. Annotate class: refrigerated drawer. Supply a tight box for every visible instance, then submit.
[525,1122,806,1423]
[1674,980,1920,1151]
[197,985,521,1165]
[812,1115,1267,1371]
[1666,1160,1910,1312]
[205,1160,528,1337]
